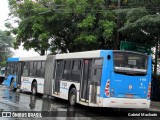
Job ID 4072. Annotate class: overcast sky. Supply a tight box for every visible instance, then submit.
[0,0,39,57]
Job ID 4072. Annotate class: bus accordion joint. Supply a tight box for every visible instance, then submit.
[147,82,151,99]
[105,80,110,97]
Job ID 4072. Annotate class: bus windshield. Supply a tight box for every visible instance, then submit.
[113,52,148,75]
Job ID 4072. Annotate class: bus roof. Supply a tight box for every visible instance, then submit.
[19,56,47,61]
[55,50,103,59]
[7,57,19,62]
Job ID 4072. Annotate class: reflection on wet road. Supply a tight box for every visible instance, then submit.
[0,85,160,120]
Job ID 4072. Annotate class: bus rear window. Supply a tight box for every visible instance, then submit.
[113,52,148,75]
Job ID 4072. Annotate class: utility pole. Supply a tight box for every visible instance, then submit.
[114,0,121,50]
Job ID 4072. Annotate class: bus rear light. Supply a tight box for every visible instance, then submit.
[105,80,110,97]
[147,82,151,99]
[105,89,109,92]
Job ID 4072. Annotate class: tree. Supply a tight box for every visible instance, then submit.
[0,30,13,67]
[7,0,117,54]
[115,0,160,45]
[115,0,160,75]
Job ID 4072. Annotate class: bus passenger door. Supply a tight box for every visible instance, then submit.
[90,59,103,104]
[54,60,63,94]
[16,62,24,88]
[80,59,92,102]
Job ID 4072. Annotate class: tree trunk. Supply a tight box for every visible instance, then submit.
[40,49,45,56]
[114,0,121,50]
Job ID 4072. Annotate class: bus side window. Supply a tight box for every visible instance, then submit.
[92,59,103,85]
[37,61,41,77]
[63,60,71,81]
[23,62,29,76]
[30,61,37,76]
[10,63,14,74]
[13,63,18,75]
[29,62,34,76]
[41,62,45,77]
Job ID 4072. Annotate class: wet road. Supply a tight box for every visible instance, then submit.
[0,85,160,120]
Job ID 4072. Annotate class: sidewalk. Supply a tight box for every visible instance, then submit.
[150,101,160,111]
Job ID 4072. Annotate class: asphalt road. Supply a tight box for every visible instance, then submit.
[0,84,160,120]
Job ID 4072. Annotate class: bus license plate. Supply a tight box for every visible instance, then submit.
[125,94,133,98]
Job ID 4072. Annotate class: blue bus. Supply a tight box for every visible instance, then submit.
[7,50,151,108]
[4,57,23,89]
[42,50,152,108]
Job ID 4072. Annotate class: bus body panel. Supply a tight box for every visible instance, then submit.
[4,75,17,87]
[20,55,47,94]
[99,50,112,98]
[59,81,80,101]
[55,50,101,59]
[4,57,19,88]
[99,50,151,108]
[102,98,150,108]
[21,77,45,94]
[110,73,149,98]
[7,58,19,62]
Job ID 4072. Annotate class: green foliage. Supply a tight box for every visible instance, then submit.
[116,1,160,46]
[0,30,13,67]
[7,0,160,54]
[78,14,96,28]
[7,0,117,54]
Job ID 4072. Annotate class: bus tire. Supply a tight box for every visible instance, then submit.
[69,88,77,106]
[32,82,37,95]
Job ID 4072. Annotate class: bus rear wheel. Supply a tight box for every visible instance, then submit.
[32,82,37,95]
[69,88,77,106]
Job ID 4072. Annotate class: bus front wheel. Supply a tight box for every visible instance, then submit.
[32,82,37,95]
[69,88,77,106]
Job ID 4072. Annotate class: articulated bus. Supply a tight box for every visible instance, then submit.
[4,57,23,89]
[5,50,151,108]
